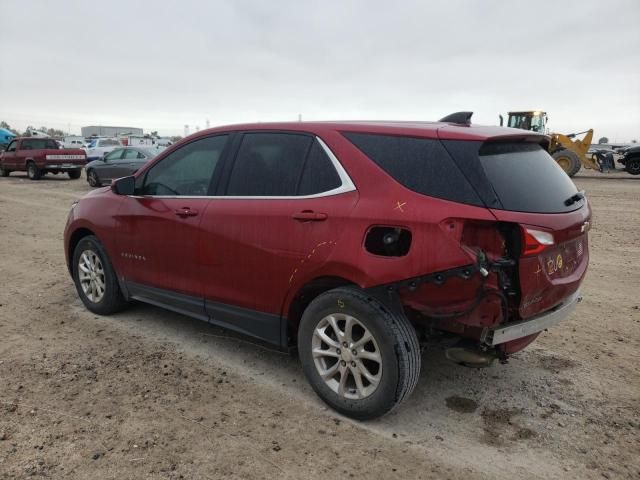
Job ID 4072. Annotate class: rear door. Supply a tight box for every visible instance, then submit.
[198,132,358,344]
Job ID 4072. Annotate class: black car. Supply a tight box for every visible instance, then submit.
[618,145,640,175]
[86,146,162,187]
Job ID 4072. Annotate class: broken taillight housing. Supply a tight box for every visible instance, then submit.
[522,227,554,256]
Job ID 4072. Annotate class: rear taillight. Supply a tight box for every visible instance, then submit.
[522,227,554,256]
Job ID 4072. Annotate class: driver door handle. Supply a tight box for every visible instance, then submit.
[175,207,199,218]
[292,210,328,222]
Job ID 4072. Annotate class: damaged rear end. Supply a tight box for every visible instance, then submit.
[399,131,591,363]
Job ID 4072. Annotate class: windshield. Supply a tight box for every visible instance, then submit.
[478,142,581,213]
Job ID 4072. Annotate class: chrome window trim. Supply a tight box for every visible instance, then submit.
[129,135,357,200]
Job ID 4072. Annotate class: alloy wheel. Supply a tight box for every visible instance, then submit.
[78,249,106,303]
[312,313,382,399]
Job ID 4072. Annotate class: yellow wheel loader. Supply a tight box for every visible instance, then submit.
[499,111,600,177]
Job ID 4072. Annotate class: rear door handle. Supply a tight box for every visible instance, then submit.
[175,207,199,217]
[292,211,328,221]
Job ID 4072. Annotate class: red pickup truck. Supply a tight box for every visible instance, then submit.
[0,137,86,180]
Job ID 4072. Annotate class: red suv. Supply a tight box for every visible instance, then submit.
[64,115,590,419]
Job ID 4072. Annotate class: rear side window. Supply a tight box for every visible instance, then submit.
[478,142,581,213]
[227,133,313,196]
[22,139,48,150]
[298,141,342,195]
[343,132,482,205]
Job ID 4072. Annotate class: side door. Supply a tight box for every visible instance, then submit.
[2,140,18,169]
[16,138,37,168]
[114,134,231,319]
[199,132,358,345]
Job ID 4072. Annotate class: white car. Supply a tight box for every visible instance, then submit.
[85,138,123,161]
[62,137,87,149]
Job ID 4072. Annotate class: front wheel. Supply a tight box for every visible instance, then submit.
[625,156,640,175]
[552,149,581,177]
[26,162,41,180]
[68,169,81,179]
[72,235,127,315]
[0,165,10,177]
[298,287,420,420]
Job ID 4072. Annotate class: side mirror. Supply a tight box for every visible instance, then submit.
[111,176,135,195]
[499,115,504,127]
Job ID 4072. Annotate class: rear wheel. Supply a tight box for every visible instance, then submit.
[26,161,41,180]
[625,156,640,175]
[552,149,581,177]
[68,169,81,179]
[298,286,420,420]
[87,169,101,187]
[72,235,127,315]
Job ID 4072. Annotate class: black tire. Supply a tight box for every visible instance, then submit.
[298,286,420,420]
[0,165,9,177]
[87,169,101,187]
[26,161,41,180]
[72,235,127,315]
[552,149,581,177]
[625,156,640,175]
[68,169,81,179]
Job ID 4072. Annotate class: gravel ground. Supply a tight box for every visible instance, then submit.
[0,168,638,479]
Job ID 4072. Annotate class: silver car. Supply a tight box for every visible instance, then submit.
[85,146,161,187]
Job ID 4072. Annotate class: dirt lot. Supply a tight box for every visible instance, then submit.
[0,169,638,479]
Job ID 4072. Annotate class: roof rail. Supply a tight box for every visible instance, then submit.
[439,111,473,125]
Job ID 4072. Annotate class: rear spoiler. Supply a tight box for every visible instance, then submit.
[439,111,473,125]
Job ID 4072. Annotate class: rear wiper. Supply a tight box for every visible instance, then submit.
[564,190,585,206]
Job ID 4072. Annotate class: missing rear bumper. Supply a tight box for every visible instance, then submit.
[488,290,582,345]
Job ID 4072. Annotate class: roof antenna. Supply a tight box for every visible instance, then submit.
[439,112,473,125]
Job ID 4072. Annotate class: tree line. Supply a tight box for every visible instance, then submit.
[1,120,65,138]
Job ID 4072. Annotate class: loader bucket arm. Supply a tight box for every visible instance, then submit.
[551,129,598,170]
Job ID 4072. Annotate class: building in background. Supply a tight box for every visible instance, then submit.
[81,125,143,137]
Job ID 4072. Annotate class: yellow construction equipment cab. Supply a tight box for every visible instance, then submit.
[500,111,597,177]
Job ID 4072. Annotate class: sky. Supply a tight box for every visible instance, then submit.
[1,0,639,141]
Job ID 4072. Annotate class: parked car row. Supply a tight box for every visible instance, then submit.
[0,137,162,183]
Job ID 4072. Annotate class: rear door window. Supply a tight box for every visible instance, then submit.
[342,132,482,205]
[477,142,581,213]
[226,133,313,196]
